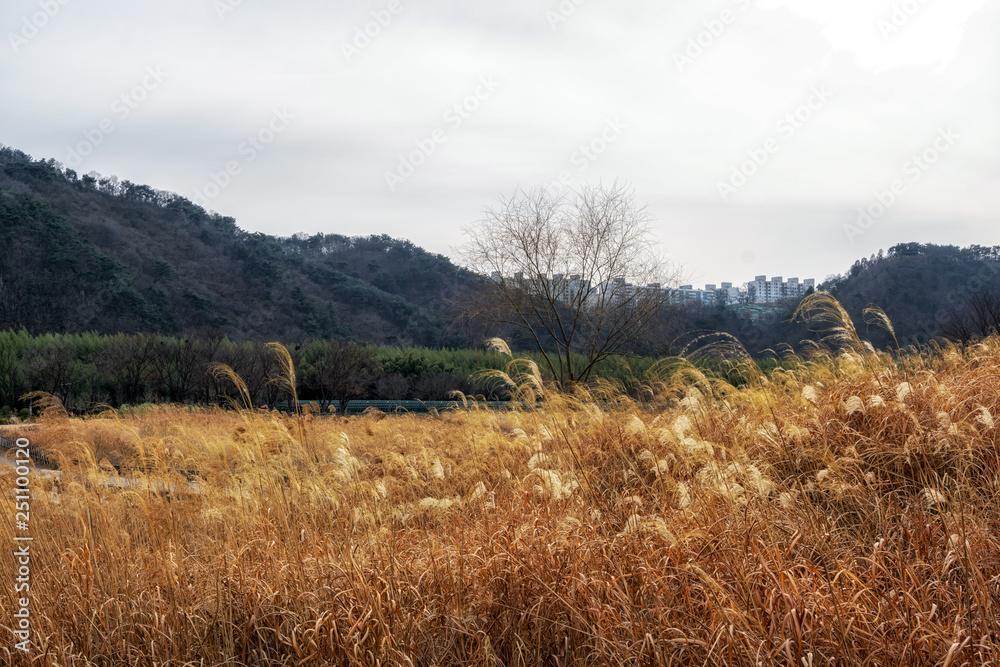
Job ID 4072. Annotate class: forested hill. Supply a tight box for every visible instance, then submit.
[0,145,477,345]
[822,242,1000,347]
[661,242,1000,358]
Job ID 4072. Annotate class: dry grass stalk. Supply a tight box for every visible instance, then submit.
[4,317,1000,665]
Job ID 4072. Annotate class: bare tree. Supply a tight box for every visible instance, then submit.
[305,340,379,415]
[460,182,680,386]
[967,291,1000,338]
[149,337,209,404]
[94,334,156,406]
[941,291,1000,342]
[24,337,87,409]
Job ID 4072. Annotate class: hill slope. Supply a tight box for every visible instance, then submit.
[664,243,1000,356]
[0,145,476,345]
[823,242,1000,347]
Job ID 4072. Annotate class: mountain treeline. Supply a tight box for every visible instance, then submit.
[823,242,1000,347]
[666,242,1000,355]
[3,143,998,372]
[0,145,476,346]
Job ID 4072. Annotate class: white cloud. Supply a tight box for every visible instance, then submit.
[0,0,997,282]
[760,0,989,71]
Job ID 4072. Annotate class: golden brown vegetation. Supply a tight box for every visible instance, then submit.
[3,322,1000,664]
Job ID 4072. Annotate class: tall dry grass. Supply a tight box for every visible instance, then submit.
[2,316,1000,665]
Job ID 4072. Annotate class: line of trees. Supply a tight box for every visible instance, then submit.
[0,331,518,416]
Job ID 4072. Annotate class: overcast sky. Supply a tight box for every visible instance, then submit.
[2,0,998,286]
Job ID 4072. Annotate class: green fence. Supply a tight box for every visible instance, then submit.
[272,400,526,415]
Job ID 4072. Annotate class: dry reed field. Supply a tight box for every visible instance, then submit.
[3,305,1000,665]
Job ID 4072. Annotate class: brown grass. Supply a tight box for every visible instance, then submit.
[3,332,1000,665]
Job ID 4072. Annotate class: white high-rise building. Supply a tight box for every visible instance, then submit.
[670,282,742,306]
[747,276,815,304]
[488,272,816,308]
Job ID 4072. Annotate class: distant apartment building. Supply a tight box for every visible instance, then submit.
[489,271,816,307]
[552,273,593,304]
[489,271,596,303]
[747,276,815,304]
[664,276,815,306]
[672,282,741,306]
[489,271,665,306]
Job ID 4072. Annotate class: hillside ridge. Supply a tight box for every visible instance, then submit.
[0,144,477,346]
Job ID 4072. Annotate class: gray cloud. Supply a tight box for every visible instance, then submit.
[1,0,997,285]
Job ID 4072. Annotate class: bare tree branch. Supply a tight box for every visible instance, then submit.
[459,181,681,386]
